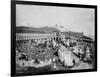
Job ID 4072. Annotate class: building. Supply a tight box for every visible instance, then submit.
[16,26,86,42]
[16,31,84,41]
[16,33,57,41]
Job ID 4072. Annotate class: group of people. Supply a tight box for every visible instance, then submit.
[16,36,93,70]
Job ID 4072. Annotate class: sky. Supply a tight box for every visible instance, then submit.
[16,4,95,36]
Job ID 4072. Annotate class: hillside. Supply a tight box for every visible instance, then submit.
[16,26,59,33]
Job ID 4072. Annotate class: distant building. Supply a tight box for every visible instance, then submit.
[16,26,85,42]
[16,32,84,41]
[16,33,57,41]
[61,31,84,38]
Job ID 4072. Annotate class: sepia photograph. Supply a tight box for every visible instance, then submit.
[11,1,97,76]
